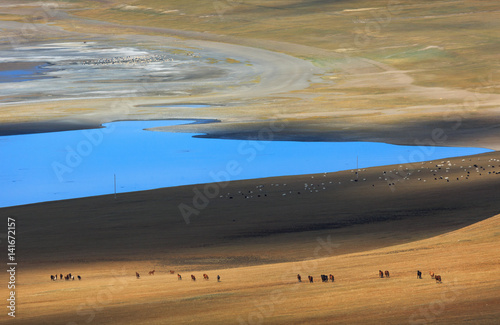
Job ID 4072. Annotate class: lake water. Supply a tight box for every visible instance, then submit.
[0,119,492,207]
[0,69,34,82]
[0,64,51,83]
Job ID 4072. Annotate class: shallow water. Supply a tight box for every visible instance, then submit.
[0,120,491,207]
[0,41,255,103]
[0,64,51,83]
[0,69,33,82]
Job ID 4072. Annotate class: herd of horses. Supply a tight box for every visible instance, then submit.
[379,270,390,278]
[51,269,441,284]
[298,270,442,284]
[427,271,442,283]
[135,270,221,282]
[50,273,81,281]
[298,274,335,283]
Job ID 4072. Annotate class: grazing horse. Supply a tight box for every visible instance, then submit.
[203,274,209,280]
[51,275,55,281]
[191,275,196,281]
[429,271,435,279]
[177,274,182,280]
[297,274,302,282]
[136,272,140,279]
[379,270,384,278]
[169,270,175,274]
[385,270,390,278]
[321,275,328,282]
[308,276,313,283]
[417,270,422,279]
[77,275,81,280]
[329,274,334,282]
[149,270,155,276]
[435,275,442,283]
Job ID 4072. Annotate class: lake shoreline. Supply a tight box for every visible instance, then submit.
[0,117,497,152]
[0,118,492,208]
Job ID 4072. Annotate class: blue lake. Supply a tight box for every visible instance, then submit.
[0,120,492,207]
[0,64,51,83]
[0,69,38,83]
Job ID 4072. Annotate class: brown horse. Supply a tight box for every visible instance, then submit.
[149,270,155,275]
[308,276,313,283]
[329,274,334,282]
[191,275,196,281]
[169,270,175,274]
[429,271,435,279]
[203,274,209,280]
[379,270,384,278]
[435,275,442,283]
[177,274,182,280]
[385,270,390,278]
[136,272,140,279]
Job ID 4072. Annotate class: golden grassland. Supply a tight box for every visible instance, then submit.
[1,152,500,324]
[5,222,500,325]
